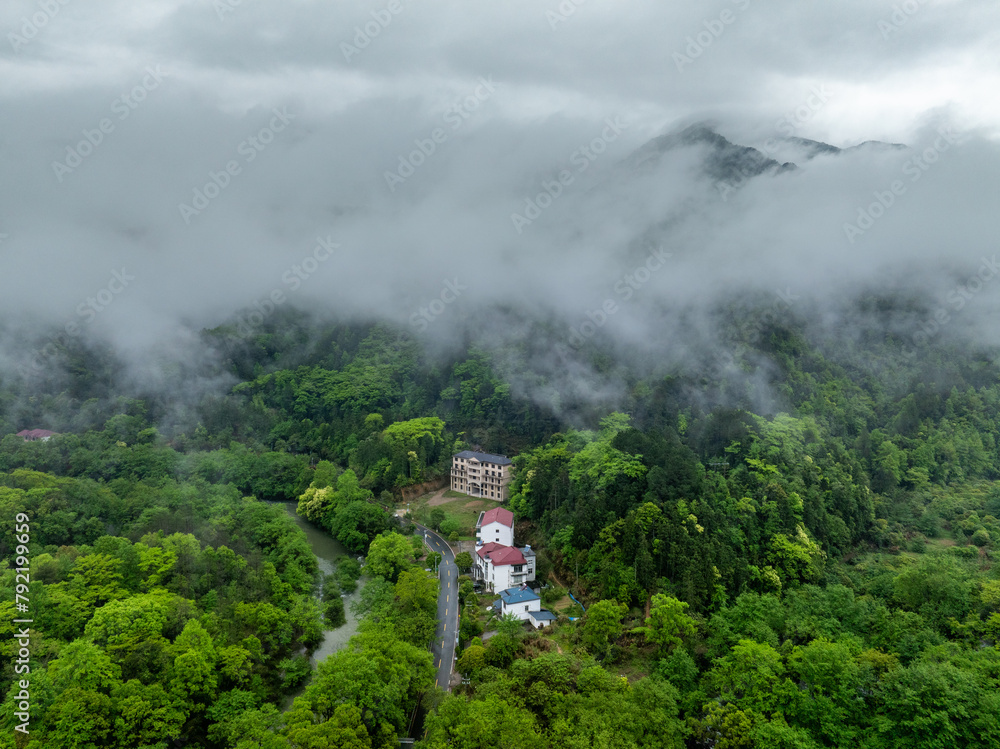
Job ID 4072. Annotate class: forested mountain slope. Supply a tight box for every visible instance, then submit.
[0,303,998,747]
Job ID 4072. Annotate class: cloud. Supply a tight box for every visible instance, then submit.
[1,0,999,420]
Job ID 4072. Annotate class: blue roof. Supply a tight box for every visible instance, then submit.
[499,587,539,604]
[491,599,502,611]
[531,610,557,621]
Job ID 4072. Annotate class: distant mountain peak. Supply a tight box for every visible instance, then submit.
[775,136,908,161]
[626,122,795,184]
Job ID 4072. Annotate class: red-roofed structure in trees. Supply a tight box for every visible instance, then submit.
[16,429,57,442]
[475,541,535,592]
[476,507,515,546]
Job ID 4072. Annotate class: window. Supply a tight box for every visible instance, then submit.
[513,565,523,572]
[525,605,529,611]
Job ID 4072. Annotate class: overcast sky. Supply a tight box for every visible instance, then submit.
[1,0,999,377]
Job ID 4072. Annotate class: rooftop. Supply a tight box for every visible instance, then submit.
[499,586,539,604]
[476,542,527,567]
[455,450,512,466]
[16,429,58,440]
[479,507,514,528]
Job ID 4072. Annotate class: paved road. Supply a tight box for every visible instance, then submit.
[413,522,458,690]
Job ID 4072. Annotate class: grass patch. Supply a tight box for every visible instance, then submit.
[407,489,503,536]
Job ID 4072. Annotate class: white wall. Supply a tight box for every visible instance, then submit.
[478,520,513,547]
[502,596,540,622]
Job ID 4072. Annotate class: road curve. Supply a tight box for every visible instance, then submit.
[412,522,458,691]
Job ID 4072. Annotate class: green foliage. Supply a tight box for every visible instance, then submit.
[324,596,347,629]
[364,532,413,582]
[454,551,473,572]
[0,470,329,746]
[395,569,438,616]
[583,599,627,657]
[10,303,1000,747]
[334,555,363,594]
[637,594,696,653]
[297,468,391,553]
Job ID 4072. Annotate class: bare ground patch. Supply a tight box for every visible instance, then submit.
[426,490,453,507]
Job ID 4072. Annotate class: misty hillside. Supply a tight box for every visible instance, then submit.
[4,1,1000,747]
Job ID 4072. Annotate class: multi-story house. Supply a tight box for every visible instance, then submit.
[474,542,536,592]
[476,507,514,547]
[450,450,513,502]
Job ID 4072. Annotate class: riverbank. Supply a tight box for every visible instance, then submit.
[268,501,369,708]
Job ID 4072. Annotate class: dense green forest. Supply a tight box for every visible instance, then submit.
[1,306,999,747]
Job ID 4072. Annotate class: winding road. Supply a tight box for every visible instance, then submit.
[412,521,458,691]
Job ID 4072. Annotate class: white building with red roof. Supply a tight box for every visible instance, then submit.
[476,507,514,547]
[475,541,536,592]
[16,429,58,442]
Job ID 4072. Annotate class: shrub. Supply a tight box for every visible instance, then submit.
[972,528,991,547]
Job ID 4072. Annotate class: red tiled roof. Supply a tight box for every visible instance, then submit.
[476,542,504,560]
[481,507,514,528]
[476,542,526,567]
[16,429,57,440]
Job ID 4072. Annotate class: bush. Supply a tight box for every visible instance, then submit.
[542,585,566,606]
[279,654,312,690]
[324,596,346,628]
[949,545,978,560]
[972,528,991,547]
[429,507,446,531]
[411,535,425,556]
[334,556,362,593]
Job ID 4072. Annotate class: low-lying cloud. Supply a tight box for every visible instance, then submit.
[2,0,999,422]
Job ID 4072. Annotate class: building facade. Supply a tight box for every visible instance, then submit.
[476,507,514,547]
[450,450,513,502]
[475,542,536,592]
[491,586,556,628]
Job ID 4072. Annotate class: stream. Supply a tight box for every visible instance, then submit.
[269,502,367,705]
